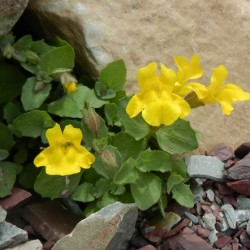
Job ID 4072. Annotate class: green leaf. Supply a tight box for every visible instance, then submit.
[14,147,28,164]
[13,110,54,138]
[172,160,189,181]
[172,183,194,208]
[34,169,82,199]
[111,132,146,161]
[3,102,22,123]
[99,59,126,91]
[118,101,150,141]
[0,62,26,104]
[113,157,140,185]
[21,77,52,111]
[156,119,198,154]
[71,182,96,202]
[39,38,74,75]
[104,103,120,126]
[18,163,40,189]
[48,85,106,118]
[13,35,32,50]
[0,122,15,150]
[137,149,173,173]
[130,172,162,210]
[0,161,20,197]
[0,150,9,161]
[95,81,116,99]
[167,173,184,194]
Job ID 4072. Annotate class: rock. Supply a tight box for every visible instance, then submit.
[130,235,150,248]
[5,239,43,250]
[215,183,234,195]
[235,210,250,223]
[0,187,32,211]
[186,156,225,181]
[208,229,218,245]
[164,218,190,238]
[225,153,250,179]
[196,225,210,238]
[168,227,213,250]
[142,226,164,244]
[0,0,29,37]
[227,180,250,196]
[247,219,250,236]
[237,196,250,210]
[22,200,82,241]
[0,221,28,249]
[26,0,250,153]
[222,204,236,229]
[240,231,250,248]
[234,142,250,159]
[0,206,7,223]
[206,189,215,202]
[137,245,156,250]
[184,212,199,224]
[202,213,216,230]
[208,143,233,162]
[161,212,181,232]
[52,202,138,250]
[215,235,232,248]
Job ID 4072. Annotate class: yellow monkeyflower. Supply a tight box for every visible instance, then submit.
[34,123,95,176]
[126,55,207,126]
[63,82,77,94]
[126,62,191,126]
[201,65,250,115]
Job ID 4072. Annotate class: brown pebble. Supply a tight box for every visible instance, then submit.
[197,225,210,238]
[164,218,190,238]
[137,244,156,250]
[240,230,250,248]
[215,235,231,248]
[43,240,55,250]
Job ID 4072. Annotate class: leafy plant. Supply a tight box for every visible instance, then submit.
[1,33,249,216]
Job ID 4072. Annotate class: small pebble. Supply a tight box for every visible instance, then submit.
[206,189,215,202]
[184,212,199,224]
[202,213,216,230]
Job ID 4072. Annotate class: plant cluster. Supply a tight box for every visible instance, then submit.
[0,33,249,216]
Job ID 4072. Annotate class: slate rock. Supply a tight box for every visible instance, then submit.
[240,230,250,248]
[0,206,7,223]
[5,239,43,250]
[184,212,199,224]
[237,196,250,210]
[208,143,233,162]
[221,204,236,229]
[52,202,138,250]
[0,0,29,36]
[215,183,234,195]
[225,153,250,180]
[202,213,216,230]
[137,244,156,250]
[0,221,28,249]
[215,235,231,248]
[234,142,250,159]
[185,156,225,181]
[168,227,213,250]
[247,219,250,236]
[164,218,190,238]
[22,200,82,241]
[235,210,250,223]
[227,180,250,196]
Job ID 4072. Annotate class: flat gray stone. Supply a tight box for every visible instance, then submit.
[186,156,225,181]
[0,206,7,223]
[221,204,236,229]
[52,202,138,250]
[0,221,28,249]
[237,196,250,210]
[206,189,215,202]
[202,213,216,230]
[247,219,250,236]
[235,209,250,223]
[208,229,218,245]
[184,212,199,224]
[5,239,43,250]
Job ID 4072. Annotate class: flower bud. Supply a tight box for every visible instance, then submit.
[25,50,40,64]
[82,107,100,136]
[60,73,78,94]
[101,149,117,169]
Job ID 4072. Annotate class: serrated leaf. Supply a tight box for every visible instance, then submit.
[113,157,139,185]
[99,59,126,91]
[130,172,162,210]
[13,110,54,138]
[34,169,82,199]
[172,183,194,208]
[0,62,26,104]
[137,149,173,173]
[71,182,96,202]
[156,119,198,154]
[167,173,184,194]
[111,132,146,161]
[0,161,20,197]
[118,100,150,140]
[21,77,51,111]
[0,122,15,150]
[48,85,106,118]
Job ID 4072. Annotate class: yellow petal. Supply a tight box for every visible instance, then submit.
[75,145,95,169]
[46,123,64,146]
[209,65,228,92]
[177,82,208,99]
[137,62,157,91]
[64,82,77,94]
[159,63,176,92]
[63,124,82,145]
[141,91,190,126]
[126,93,145,118]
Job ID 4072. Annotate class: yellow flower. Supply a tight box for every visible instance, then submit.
[34,123,95,176]
[126,55,207,126]
[126,62,190,126]
[63,82,77,94]
[201,65,250,115]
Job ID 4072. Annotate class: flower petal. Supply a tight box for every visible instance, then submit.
[159,63,176,92]
[75,145,95,169]
[126,93,145,118]
[177,82,208,99]
[46,123,64,146]
[137,62,157,91]
[209,65,228,92]
[63,124,82,145]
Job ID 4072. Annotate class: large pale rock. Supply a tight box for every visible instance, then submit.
[0,0,29,37]
[51,202,138,250]
[26,0,250,152]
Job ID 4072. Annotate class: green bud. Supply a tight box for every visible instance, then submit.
[25,50,40,65]
[101,149,117,169]
[2,44,14,58]
[82,107,100,136]
[12,50,26,62]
